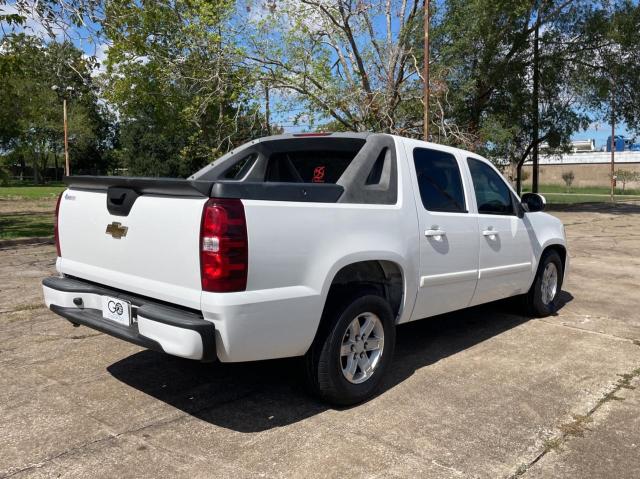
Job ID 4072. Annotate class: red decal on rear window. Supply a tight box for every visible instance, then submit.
[312,166,326,183]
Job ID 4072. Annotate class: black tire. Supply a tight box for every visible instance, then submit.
[524,249,564,317]
[304,294,396,406]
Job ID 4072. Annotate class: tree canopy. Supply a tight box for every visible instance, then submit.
[1,0,638,180]
[0,34,111,182]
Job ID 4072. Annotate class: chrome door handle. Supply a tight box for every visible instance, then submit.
[425,228,446,238]
[482,228,499,237]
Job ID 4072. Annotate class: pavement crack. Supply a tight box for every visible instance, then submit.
[431,460,465,476]
[0,388,260,478]
[0,304,45,315]
[0,435,114,479]
[508,366,640,478]
[538,318,637,344]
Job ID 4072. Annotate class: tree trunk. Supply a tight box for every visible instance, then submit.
[54,153,59,182]
[33,162,41,185]
[19,155,26,181]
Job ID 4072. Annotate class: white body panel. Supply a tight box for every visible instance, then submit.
[46,136,568,363]
[471,213,535,304]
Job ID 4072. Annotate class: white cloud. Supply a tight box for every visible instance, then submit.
[83,42,110,77]
[0,3,66,41]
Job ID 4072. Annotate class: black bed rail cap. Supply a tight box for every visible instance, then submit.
[64,175,212,197]
[64,176,345,203]
[210,181,344,203]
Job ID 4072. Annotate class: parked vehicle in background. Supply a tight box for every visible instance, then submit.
[42,133,568,405]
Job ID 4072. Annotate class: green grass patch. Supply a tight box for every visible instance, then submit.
[0,212,54,239]
[0,185,65,200]
[523,184,640,196]
[542,194,635,204]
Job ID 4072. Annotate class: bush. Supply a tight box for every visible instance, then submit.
[612,169,640,193]
[562,171,575,192]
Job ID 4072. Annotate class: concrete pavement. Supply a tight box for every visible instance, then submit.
[1,203,639,478]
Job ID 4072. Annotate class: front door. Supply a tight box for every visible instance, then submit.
[406,143,480,320]
[465,157,534,305]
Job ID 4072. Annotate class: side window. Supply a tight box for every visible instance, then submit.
[467,158,514,215]
[413,148,466,213]
[365,148,388,185]
[223,153,257,180]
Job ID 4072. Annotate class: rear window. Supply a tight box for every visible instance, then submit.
[193,136,367,183]
[265,150,358,184]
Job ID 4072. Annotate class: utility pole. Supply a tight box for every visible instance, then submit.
[52,84,73,176]
[423,0,430,141]
[265,85,271,136]
[63,98,70,176]
[610,78,615,202]
[532,19,540,194]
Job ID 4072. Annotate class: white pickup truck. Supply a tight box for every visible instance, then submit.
[43,133,568,405]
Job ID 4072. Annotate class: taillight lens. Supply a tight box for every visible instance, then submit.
[54,192,63,257]
[199,198,248,292]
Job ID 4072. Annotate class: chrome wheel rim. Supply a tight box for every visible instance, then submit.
[340,312,384,384]
[540,262,558,305]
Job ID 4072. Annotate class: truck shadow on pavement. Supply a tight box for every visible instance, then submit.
[107,291,573,433]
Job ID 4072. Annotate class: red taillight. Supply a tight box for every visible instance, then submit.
[54,192,63,257]
[199,198,248,292]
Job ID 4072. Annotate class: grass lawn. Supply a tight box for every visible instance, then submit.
[0,184,66,200]
[520,184,640,204]
[522,184,640,196]
[0,212,54,240]
[542,194,627,204]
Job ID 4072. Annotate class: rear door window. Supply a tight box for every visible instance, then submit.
[413,148,466,213]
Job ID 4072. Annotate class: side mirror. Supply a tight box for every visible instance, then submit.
[521,193,546,212]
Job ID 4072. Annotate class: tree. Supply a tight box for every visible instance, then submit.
[100,0,269,177]
[428,0,595,177]
[562,170,575,192]
[0,35,110,182]
[245,0,425,135]
[576,1,640,137]
[613,169,639,192]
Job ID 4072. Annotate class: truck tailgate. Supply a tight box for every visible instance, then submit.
[58,189,207,310]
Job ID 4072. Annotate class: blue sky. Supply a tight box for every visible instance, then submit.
[573,123,633,150]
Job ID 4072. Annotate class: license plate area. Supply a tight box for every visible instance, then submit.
[101,296,132,326]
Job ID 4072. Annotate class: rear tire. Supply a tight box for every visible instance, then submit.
[305,294,396,406]
[524,249,563,317]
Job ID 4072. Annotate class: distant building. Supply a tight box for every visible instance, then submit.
[606,135,640,152]
[540,139,596,154]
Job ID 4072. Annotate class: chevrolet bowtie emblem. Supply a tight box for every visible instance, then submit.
[105,222,128,239]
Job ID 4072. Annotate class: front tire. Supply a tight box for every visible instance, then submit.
[524,249,563,317]
[305,294,396,406]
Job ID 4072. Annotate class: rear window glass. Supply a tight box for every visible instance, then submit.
[413,148,466,213]
[266,150,357,183]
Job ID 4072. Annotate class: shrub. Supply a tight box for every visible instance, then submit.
[612,169,640,193]
[562,171,575,192]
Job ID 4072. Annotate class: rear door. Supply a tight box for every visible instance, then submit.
[464,157,534,305]
[404,142,479,319]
